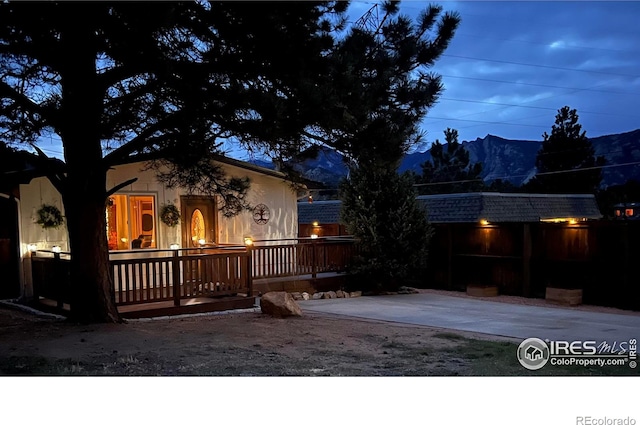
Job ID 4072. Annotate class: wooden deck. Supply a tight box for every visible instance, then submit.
[30,237,358,318]
[37,295,256,319]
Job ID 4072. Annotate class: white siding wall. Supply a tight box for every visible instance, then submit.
[17,159,298,297]
[19,160,298,252]
[19,177,68,252]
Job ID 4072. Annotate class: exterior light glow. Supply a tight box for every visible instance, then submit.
[121,238,128,243]
[312,221,319,227]
[310,234,318,239]
[198,239,206,246]
[52,246,61,253]
[480,219,489,226]
[27,243,37,252]
[569,219,578,225]
[170,244,180,250]
[244,237,254,246]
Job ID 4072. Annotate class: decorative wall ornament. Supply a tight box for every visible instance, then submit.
[160,203,181,227]
[36,204,64,229]
[252,203,270,225]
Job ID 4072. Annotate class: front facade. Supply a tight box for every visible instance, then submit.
[14,157,299,299]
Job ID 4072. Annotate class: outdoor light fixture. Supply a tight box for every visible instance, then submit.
[52,246,61,253]
[569,219,578,225]
[121,238,128,243]
[198,239,206,246]
[312,221,319,227]
[170,243,180,250]
[480,219,490,226]
[310,234,318,239]
[27,243,37,252]
[244,237,254,246]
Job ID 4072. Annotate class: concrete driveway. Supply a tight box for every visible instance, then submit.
[300,293,640,344]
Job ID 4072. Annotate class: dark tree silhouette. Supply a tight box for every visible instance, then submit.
[525,106,605,194]
[324,2,460,290]
[0,1,346,322]
[418,128,483,194]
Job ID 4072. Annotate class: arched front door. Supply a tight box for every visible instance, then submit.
[0,195,20,298]
[180,196,217,247]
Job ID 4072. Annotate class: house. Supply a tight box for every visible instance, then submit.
[612,202,640,220]
[297,200,347,237]
[3,152,301,305]
[0,148,67,299]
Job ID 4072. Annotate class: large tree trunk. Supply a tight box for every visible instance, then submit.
[59,11,120,323]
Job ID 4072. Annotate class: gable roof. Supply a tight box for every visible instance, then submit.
[297,193,602,224]
[0,147,66,188]
[417,192,602,223]
[298,200,341,224]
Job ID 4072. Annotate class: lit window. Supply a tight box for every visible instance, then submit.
[615,210,621,217]
[106,195,157,250]
[626,209,634,217]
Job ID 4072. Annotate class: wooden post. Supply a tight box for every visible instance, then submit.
[246,247,254,296]
[522,223,532,297]
[311,240,317,279]
[446,225,453,290]
[172,250,180,307]
[53,252,63,309]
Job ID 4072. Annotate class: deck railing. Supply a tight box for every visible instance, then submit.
[29,237,358,309]
[250,237,358,279]
[109,248,251,306]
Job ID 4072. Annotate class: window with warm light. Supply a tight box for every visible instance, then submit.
[106,194,157,250]
[625,208,634,217]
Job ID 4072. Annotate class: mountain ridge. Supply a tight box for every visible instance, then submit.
[249,129,640,189]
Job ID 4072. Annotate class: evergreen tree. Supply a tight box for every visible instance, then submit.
[340,166,432,291]
[324,2,460,291]
[418,128,484,194]
[525,106,605,194]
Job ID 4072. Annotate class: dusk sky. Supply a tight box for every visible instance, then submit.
[347,1,640,150]
[34,1,640,160]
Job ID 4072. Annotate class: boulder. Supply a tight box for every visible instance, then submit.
[349,291,362,298]
[323,291,337,299]
[335,290,345,298]
[260,292,302,317]
[301,292,310,301]
[312,292,324,300]
[290,292,303,300]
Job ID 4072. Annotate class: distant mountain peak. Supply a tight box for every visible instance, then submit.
[248,129,640,189]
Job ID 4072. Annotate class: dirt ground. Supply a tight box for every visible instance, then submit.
[1,289,637,377]
[0,297,519,377]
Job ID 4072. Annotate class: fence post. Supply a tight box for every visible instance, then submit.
[246,250,253,297]
[311,239,317,279]
[53,252,63,309]
[522,223,532,297]
[172,250,180,307]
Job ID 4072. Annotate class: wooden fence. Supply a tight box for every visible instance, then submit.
[426,221,640,310]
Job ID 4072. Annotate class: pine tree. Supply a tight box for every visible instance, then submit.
[326,2,460,291]
[340,166,432,291]
[419,128,484,194]
[525,106,605,194]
